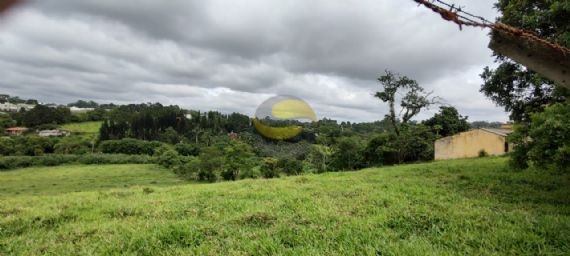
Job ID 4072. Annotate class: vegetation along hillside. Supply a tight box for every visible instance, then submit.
[0,157,568,255]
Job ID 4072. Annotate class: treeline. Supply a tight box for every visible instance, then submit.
[0,154,156,171]
[0,95,38,104]
[98,103,252,143]
[1,86,478,181]
[79,99,472,182]
[3,105,107,131]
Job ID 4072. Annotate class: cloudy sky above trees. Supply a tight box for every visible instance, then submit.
[0,0,508,122]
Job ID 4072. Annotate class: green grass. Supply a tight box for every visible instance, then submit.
[1,157,569,255]
[0,164,184,196]
[60,121,102,134]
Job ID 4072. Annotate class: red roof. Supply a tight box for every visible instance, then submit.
[6,127,28,131]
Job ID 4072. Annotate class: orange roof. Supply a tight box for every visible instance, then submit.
[6,127,28,131]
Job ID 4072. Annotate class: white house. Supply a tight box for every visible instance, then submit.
[38,130,71,137]
[0,103,35,112]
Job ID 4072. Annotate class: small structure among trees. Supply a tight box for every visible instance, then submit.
[5,127,28,136]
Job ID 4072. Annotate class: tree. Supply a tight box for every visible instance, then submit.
[423,106,470,137]
[221,140,255,181]
[509,101,570,172]
[470,121,502,129]
[362,133,397,166]
[0,113,14,134]
[375,70,438,136]
[305,144,333,173]
[197,146,224,182]
[362,124,436,166]
[67,100,99,108]
[277,158,304,176]
[99,120,110,141]
[480,0,570,123]
[330,137,363,171]
[159,127,182,144]
[21,105,71,127]
[261,157,280,178]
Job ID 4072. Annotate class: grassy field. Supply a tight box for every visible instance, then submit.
[60,121,102,134]
[0,157,569,255]
[0,165,185,196]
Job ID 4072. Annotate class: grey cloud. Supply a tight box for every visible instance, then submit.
[0,0,508,122]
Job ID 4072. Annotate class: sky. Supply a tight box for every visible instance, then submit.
[0,0,509,123]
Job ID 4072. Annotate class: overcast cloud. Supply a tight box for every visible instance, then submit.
[0,0,508,122]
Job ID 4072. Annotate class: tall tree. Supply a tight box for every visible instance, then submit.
[480,0,570,123]
[375,70,438,136]
[423,106,470,137]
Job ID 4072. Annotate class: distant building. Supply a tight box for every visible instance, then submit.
[0,94,9,101]
[5,127,28,136]
[434,128,513,160]
[38,129,70,137]
[0,102,35,112]
[42,103,59,108]
[500,122,514,130]
[16,103,35,111]
[69,106,95,112]
[228,131,239,140]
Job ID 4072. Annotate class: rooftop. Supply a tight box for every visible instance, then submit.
[6,127,28,131]
[481,128,513,137]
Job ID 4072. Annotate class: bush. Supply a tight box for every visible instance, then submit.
[478,149,489,158]
[509,102,570,172]
[261,157,279,178]
[0,156,33,170]
[5,136,58,156]
[99,139,162,155]
[196,147,223,182]
[158,149,181,168]
[330,137,364,171]
[239,165,262,179]
[0,138,15,156]
[0,154,157,171]
[54,137,92,154]
[305,145,333,173]
[174,143,200,156]
[173,157,200,180]
[278,158,304,176]
[77,154,156,165]
[36,154,78,166]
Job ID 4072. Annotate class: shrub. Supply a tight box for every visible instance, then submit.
[173,157,200,180]
[158,149,181,168]
[330,137,364,171]
[9,136,57,156]
[261,157,279,178]
[478,149,489,158]
[239,165,262,179]
[305,145,333,173]
[54,137,92,154]
[174,143,200,156]
[99,139,162,155]
[509,102,570,172]
[278,158,304,176]
[0,154,157,171]
[0,138,15,156]
[196,147,223,182]
[36,154,78,166]
[77,154,156,165]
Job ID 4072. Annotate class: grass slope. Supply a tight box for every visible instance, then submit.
[0,164,185,196]
[1,157,569,255]
[60,121,102,134]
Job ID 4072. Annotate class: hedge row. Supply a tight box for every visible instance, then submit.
[0,154,157,171]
